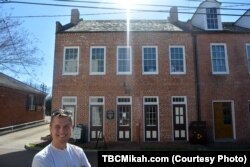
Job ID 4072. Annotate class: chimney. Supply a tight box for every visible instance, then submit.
[169,6,178,23]
[56,21,62,33]
[71,9,80,25]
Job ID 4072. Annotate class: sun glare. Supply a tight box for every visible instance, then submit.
[119,0,138,9]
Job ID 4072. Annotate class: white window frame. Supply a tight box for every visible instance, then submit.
[210,43,229,74]
[169,45,186,75]
[117,46,132,75]
[142,46,158,75]
[246,44,250,74]
[62,96,77,106]
[63,47,79,75]
[90,46,106,75]
[206,8,219,30]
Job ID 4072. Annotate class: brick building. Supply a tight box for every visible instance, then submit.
[52,0,250,143]
[0,73,47,128]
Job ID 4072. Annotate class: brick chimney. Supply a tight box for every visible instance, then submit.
[56,21,62,33]
[169,6,178,23]
[71,9,80,25]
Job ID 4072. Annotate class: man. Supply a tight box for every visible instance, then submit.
[32,109,91,167]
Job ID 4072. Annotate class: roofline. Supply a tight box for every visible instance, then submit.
[56,30,187,34]
[0,73,47,95]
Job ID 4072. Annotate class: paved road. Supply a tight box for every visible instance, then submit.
[0,124,97,167]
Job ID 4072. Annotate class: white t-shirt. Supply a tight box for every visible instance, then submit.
[32,143,91,167]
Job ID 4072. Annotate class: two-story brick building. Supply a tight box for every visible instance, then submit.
[52,0,250,143]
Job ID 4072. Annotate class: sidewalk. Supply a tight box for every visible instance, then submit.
[0,119,49,136]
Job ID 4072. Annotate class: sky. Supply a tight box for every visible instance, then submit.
[0,0,249,93]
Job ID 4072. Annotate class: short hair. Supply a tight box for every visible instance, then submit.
[50,109,72,126]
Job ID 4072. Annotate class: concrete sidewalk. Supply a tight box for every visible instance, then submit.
[0,119,49,136]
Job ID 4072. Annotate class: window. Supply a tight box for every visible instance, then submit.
[169,46,186,74]
[90,97,104,127]
[144,97,158,126]
[246,44,250,73]
[210,44,229,74]
[63,47,79,75]
[248,101,250,115]
[206,8,218,29]
[117,97,131,127]
[90,47,106,75]
[117,46,132,74]
[27,94,35,111]
[142,46,158,74]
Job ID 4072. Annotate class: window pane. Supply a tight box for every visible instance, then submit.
[118,47,131,73]
[64,48,78,73]
[212,45,227,73]
[91,106,103,126]
[247,45,250,73]
[170,47,184,73]
[91,48,104,73]
[145,105,157,126]
[207,8,218,29]
[143,47,157,73]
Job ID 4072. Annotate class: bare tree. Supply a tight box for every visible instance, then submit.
[0,11,43,76]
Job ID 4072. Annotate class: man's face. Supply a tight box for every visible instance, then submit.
[50,116,72,148]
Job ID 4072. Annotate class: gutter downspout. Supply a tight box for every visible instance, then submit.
[192,32,201,121]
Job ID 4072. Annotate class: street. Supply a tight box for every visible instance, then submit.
[0,124,97,167]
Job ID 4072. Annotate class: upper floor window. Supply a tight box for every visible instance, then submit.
[206,8,218,29]
[117,46,132,75]
[63,47,79,75]
[90,46,106,75]
[142,46,158,75]
[169,46,186,74]
[246,44,250,73]
[210,43,229,74]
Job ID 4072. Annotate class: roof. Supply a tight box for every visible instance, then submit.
[62,20,183,32]
[177,20,250,33]
[0,73,47,95]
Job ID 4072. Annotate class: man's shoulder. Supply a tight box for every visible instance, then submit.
[35,144,52,158]
[67,143,83,151]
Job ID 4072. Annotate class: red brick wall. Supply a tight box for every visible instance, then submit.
[196,33,250,142]
[52,32,197,142]
[0,86,45,128]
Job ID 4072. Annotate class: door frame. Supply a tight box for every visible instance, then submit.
[116,96,132,142]
[212,100,236,141]
[171,96,188,141]
[89,96,105,142]
[143,96,160,142]
[62,96,77,127]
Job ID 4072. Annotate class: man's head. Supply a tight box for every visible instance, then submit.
[50,109,73,149]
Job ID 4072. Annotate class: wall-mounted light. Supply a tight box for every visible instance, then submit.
[106,110,115,120]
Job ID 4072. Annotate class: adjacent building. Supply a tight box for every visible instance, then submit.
[52,0,250,143]
[0,73,47,128]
